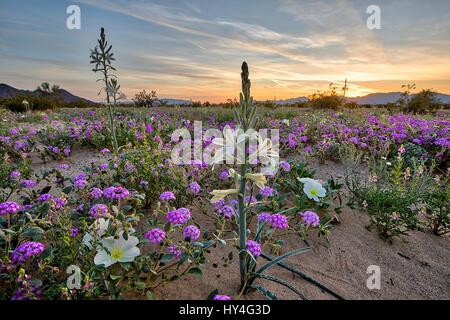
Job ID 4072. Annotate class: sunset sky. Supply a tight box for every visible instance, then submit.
[1,0,449,102]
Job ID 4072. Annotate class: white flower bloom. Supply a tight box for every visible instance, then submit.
[211,126,246,167]
[298,177,316,185]
[82,218,110,249]
[249,135,279,169]
[210,189,238,203]
[245,173,267,189]
[298,178,326,202]
[94,234,140,268]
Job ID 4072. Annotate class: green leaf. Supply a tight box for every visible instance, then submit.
[192,242,204,248]
[250,285,278,300]
[121,205,133,213]
[255,221,266,242]
[258,273,307,300]
[21,226,44,240]
[187,267,203,277]
[41,247,52,259]
[227,251,233,261]
[135,282,146,290]
[62,186,73,194]
[37,202,50,215]
[160,254,173,264]
[146,291,156,300]
[256,247,310,275]
[39,186,52,195]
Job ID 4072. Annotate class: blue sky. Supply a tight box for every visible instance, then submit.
[1,0,449,102]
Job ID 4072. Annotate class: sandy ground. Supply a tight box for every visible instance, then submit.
[26,149,450,300]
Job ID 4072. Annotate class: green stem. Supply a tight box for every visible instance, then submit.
[108,103,118,154]
[238,163,248,289]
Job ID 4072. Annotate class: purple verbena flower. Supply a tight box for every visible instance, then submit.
[166,208,190,225]
[57,164,70,170]
[213,295,232,300]
[70,226,79,237]
[88,204,109,219]
[218,205,235,219]
[21,180,37,189]
[219,169,229,181]
[0,201,21,216]
[183,225,200,241]
[10,242,45,265]
[99,163,109,170]
[160,191,176,201]
[300,211,320,227]
[257,212,272,223]
[179,206,192,220]
[259,186,274,197]
[10,170,21,179]
[89,187,103,199]
[144,228,166,244]
[104,186,130,200]
[37,193,52,203]
[246,240,261,257]
[269,213,289,229]
[52,197,67,210]
[189,182,201,194]
[279,161,291,172]
[167,245,182,259]
[74,179,88,189]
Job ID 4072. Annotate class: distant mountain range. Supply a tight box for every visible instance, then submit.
[1,83,449,106]
[348,92,450,105]
[0,83,95,105]
[273,96,309,105]
[274,92,450,105]
[160,98,193,105]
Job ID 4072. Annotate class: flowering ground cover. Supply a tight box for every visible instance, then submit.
[0,99,448,300]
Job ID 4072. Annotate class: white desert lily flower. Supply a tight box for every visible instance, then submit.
[298,178,326,202]
[245,173,267,189]
[228,168,242,188]
[94,234,140,268]
[249,135,279,169]
[211,126,247,167]
[82,218,110,249]
[210,189,238,203]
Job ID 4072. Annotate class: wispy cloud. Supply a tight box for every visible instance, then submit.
[1,0,449,101]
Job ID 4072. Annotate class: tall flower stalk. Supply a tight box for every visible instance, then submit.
[90,27,119,154]
[211,62,309,298]
[236,62,257,288]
